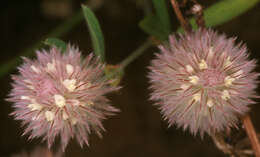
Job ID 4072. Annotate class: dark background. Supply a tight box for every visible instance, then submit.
[1,0,260,157]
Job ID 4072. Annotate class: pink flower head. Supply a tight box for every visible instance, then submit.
[7,46,119,151]
[148,29,259,136]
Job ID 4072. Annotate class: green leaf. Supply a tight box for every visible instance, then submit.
[139,15,169,41]
[139,0,171,41]
[178,0,260,32]
[152,0,171,34]
[81,5,105,62]
[44,38,67,53]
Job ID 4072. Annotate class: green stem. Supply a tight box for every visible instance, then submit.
[119,39,152,70]
[1,0,259,79]
[105,39,153,81]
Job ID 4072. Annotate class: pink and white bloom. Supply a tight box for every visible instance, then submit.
[148,29,259,136]
[7,46,119,151]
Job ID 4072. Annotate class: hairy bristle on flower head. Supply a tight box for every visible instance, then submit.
[7,46,120,151]
[148,29,259,136]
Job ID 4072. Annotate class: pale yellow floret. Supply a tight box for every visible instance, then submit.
[224,56,231,68]
[189,76,199,85]
[45,111,55,121]
[21,96,30,100]
[199,59,208,70]
[63,79,76,92]
[208,47,214,59]
[185,65,194,73]
[180,84,189,91]
[221,90,231,100]
[192,93,201,102]
[71,117,77,125]
[66,64,74,75]
[54,94,66,108]
[46,62,55,72]
[85,82,92,88]
[224,76,235,87]
[207,99,214,108]
[31,65,40,73]
[85,101,94,106]
[62,111,69,120]
[28,103,43,111]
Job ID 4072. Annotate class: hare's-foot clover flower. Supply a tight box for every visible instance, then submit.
[148,29,259,136]
[7,46,119,151]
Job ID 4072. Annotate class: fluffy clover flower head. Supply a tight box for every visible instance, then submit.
[7,46,119,151]
[148,29,259,136]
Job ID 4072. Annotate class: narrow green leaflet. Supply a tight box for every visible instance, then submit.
[82,5,105,62]
[152,0,171,34]
[0,0,259,78]
[44,38,67,53]
[179,0,260,32]
[139,0,171,41]
[139,15,169,41]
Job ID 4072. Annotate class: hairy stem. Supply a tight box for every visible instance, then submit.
[105,38,153,81]
[1,0,259,78]
[170,0,191,32]
[242,114,260,157]
[212,133,234,156]
[119,39,152,70]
